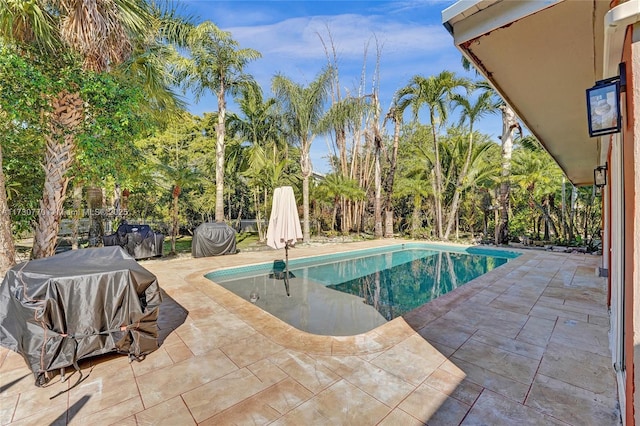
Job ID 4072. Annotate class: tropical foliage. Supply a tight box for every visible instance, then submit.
[0,2,602,276]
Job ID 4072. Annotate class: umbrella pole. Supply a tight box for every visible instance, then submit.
[284,242,290,297]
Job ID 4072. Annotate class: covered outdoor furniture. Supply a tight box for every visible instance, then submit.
[0,246,162,386]
[103,222,164,259]
[192,222,238,258]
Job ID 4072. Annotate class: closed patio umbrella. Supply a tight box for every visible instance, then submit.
[266,186,303,296]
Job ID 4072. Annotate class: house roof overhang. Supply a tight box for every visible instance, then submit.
[442,0,613,186]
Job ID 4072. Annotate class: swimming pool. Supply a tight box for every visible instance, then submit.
[206,243,520,336]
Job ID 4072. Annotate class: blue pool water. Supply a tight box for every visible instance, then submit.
[207,244,520,336]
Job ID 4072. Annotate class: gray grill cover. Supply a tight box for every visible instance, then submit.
[192,222,237,258]
[103,223,164,259]
[0,246,162,385]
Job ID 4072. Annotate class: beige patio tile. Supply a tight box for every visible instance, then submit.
[285,332,333,355]
[515,315,556,347]
[444,357,530,402]
[198,395,281,425]
[136,348,237,407]
[370,343,439,386]
[271,352,340,394]
[0,394,18,424]
[220,332,284,367]
[529,303,588,322]
[130,346,174,377]
[462,389,565,425]
[4,405,69,426]
[314,354,364,377]
[162,336,194,364]
[246,358,288,386]
[399,382,471,425]
[182,367,271,422]
[11,383,70,422]
[270,379,390,425]
[416,317,477,350]
[343,364,415,407]
[175,317,257,355]
[538,342,616,395]
[489,296,536,315]
[0,365,63,400]
[549,318,610,357]
[397,334,449,366]
[472,329,545,360]
[377,408,423,426]
[252,377,314,414]
[67,373,141,421]
[589,314,610,326]
[526,374,619,425]
[135,395,195,426]
[69,395,143,426]
[424,368,483,406]
[0,350,29,372]
[452,339,541,384]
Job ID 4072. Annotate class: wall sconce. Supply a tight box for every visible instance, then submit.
[586,63,625,137]
[594,163,608,188]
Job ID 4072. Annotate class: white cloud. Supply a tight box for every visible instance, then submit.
[227,13,451,62]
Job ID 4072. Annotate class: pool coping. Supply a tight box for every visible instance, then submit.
[187,241,532,356]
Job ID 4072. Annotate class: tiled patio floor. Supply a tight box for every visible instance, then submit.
[0,240,621,425]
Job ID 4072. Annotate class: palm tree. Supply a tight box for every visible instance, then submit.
[175,21,260,222]
[0,0,193,259]
[396,71,469,239]
[272,67,334,242]
[382,105,403,237]
[496,104,521,244]
[511,138,562,240]
[443,90,498,239]
[0,143,14,273]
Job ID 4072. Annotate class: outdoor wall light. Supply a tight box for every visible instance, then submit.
[594,163,608,188]
[586,63,625,138]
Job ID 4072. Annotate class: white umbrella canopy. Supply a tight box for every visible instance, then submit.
[266,186,302,250]
[266,186,302,297]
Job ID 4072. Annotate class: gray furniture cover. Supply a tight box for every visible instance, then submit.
[103,222,164,259]
[192,222,237,258]
[0,246,162,386]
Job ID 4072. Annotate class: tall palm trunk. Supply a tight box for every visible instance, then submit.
[0,144,16,275]
[495,104,518,245]
[374,143,382,238]
[32,91,83,259]
[71,185,83,250]
[444,129,475,239]
[430,111,444,239]
[383,113,400,238]
[215,84,226,222]
[301,147,311,242]
[171,184,180,254]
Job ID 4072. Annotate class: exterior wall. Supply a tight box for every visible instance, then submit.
[622,23,639,426]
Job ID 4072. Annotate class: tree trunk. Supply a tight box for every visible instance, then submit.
[301,145,311,242]
[383,111,400,238]
[430,113,444,239]
[411,195,422,238]
[0,143,16,276]
[215,86,226,222]
[171,185,180,254]
[444,128,475,239]
[373,142,382,238]
[495,104,518,245]
[71,185,83,250]
[32,91,83,259]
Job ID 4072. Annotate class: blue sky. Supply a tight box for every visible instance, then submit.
[178,0,503,172]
